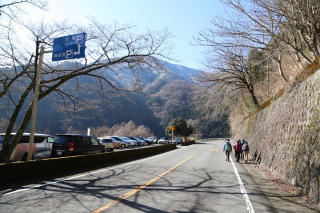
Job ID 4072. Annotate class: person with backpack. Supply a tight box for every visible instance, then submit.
[223,138,232,162]
[240,139,245,160]
[242,141,250,163]
[234,140,242,162]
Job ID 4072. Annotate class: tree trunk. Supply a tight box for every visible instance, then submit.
[0,103,33,162]
[248,86,259,108]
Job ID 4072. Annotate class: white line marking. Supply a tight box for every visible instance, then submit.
[230,157,255,213]
[0,148,180,197]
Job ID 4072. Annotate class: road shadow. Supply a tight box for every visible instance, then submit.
[1,159,319,212]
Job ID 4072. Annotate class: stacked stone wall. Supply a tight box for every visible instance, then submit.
[232,71,320,202]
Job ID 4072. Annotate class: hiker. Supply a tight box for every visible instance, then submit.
[223,138,232,162]
[240,139,245,160]
[242,141,250,163]
[234,140,242,162]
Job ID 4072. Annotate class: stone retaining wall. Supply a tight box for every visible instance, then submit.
[232,70,320,202]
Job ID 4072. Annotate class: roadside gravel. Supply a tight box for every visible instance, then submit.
[242,160,320,213]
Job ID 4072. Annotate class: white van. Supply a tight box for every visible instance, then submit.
[0,133,54,161]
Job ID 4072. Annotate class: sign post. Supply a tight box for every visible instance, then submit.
[170,126,175,143]
[28,33,86,161]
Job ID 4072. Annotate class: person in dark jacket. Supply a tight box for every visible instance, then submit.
[234,140,242,162]
[223,138,232,162]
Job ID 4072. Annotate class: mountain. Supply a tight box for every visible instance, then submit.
[0,60,229,138]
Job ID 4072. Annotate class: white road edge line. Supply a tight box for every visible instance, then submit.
[230,157,255,213]
[0,147,183,197]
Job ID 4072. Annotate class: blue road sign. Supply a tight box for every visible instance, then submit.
[52,33,86,61]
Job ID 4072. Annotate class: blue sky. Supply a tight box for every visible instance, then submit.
[31,0,227,70]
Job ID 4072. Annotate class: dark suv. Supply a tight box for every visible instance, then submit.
[51,134,105,157]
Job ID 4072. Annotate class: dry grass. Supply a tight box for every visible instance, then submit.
[253,163,320,205]
[295,56,320,82]
[241,56,320,122]
[257,164,302,196]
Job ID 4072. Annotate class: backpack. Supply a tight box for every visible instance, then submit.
[225,142,231,150]
[242,144,249,151]
[235,143,242,152]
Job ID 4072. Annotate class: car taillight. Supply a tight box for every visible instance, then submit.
[68,141,74,152]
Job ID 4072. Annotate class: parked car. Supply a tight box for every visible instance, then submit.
[0,133,54,161]
[110,136,128,148]
[146,136,157,144]
[138,137,148,146]
[174,137,182,144]
[51,134,104,157]
[127,136,144,146]
[98,137,115,151]
[119,136,136,147]
[100,137,121,149]
[158,137,168,144]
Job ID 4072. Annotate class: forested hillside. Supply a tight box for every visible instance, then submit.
[0,61,229,138]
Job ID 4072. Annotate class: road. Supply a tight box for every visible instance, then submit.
[0,140,277,212]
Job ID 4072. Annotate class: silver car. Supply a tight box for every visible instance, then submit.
[158,137,168,144]
[98,137,115,152]
[119,136,136,147]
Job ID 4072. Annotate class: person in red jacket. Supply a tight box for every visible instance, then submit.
[234,140,242,162]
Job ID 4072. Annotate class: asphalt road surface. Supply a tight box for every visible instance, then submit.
[0,140,278,212]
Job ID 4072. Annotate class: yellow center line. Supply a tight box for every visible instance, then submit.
[92,153,198,213]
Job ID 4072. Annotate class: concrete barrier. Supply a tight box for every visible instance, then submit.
[0,144,176,185]
[180,140,195,146]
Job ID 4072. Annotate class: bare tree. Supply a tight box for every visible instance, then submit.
[91,121,153,138]
[0,0,46,17]
[198,0,320,88]
[0,19,171,162]
[196,0,320,110]
[114,121,137,136]
[91,125,111,137]
[135,125,152,137]
[197,45,262,107]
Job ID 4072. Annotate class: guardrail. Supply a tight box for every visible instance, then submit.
[197,138,226,142]
[0,144,176,185]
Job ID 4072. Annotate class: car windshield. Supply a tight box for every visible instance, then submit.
[112,137,123,142]
[91,138,99,145]
[55,136,73,144]
[34,136,47,143]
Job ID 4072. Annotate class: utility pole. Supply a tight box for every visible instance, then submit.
[27,33,85,160]
[28,39,52,161]
[172,129,174,143]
